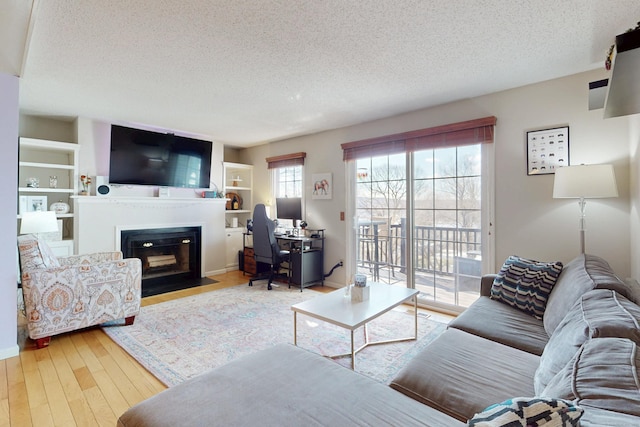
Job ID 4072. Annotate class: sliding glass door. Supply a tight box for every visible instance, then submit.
[353,144,488,311]
[355,153,407,285]
[412,145,483,309]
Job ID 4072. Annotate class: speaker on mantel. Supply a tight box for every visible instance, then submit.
[95,176,111,196]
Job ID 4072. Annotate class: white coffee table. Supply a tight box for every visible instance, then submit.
[291,283,419,369]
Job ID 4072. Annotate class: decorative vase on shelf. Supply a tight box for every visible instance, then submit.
[80,174,92,195]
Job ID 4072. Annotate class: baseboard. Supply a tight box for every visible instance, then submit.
[206,268,228,276]
[0,344,19,360]
[322,280,341,289]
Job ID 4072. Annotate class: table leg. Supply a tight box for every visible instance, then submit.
[363,323,369,345]
[293,311,298,346]
[350,330,355,370]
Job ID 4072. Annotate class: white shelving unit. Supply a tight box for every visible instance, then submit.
[223,162,253,223]
[223,162,253,270]
[18,137,79,251]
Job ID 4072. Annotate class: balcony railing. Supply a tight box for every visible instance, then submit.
[357,220,481,280]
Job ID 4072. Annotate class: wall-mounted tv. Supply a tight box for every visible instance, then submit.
[109,124,212,188]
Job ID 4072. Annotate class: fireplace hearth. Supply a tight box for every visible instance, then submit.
[121,226,214,297]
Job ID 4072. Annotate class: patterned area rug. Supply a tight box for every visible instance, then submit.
[103,283,447,387]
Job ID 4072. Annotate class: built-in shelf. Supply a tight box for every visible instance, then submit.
[223,162,253,270]
[18,187,75,193]
[18,137,80,249]
[223,162,253,216]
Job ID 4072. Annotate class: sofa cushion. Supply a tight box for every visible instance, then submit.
[577,406,640,427]
[448,296,549,355]
[390,328,539,422]
[490,255,563,320]
[468,397,583,426]
[117,343,464,427]
[543,254,634,336]
[534,289,640,393]
[542,338,640,417]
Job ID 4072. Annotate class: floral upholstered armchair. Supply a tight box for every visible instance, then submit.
[17,234,142,349]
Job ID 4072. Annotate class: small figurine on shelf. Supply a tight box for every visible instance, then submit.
[80,174,91,195]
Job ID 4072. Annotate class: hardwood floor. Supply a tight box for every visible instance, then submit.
[1,271,451,426]
[0,270,264,427]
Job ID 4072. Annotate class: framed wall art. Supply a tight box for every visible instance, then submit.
[526,126,569,175]
[311,173,332,200]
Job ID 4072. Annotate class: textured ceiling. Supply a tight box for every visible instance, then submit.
[5,1,640,147]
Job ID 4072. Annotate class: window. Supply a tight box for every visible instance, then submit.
[343,118,495,312]
[274,165,302,198]
[266,152,306,224]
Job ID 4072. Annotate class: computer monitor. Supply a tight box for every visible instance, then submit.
[275,197,302,222]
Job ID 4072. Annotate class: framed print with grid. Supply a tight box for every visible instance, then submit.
[526,126,569,175]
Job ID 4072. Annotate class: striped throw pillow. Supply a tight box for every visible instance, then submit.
[491,256,563,319]
[468,397,583,426]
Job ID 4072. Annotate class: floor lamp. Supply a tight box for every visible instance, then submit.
[552,164,618,254]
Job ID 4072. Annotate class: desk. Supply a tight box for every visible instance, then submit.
[276,230,325,291]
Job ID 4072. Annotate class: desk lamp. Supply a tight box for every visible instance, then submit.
[552,164,618,254]
[20,211,59,239]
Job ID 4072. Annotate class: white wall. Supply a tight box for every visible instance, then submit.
[0,73,19,359]
[242,69,633,282]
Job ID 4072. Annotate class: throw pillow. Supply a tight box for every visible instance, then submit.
[18,235,47,271]
[491,256,563,319]
[467,397,583,426]
[37,238,61,269]
[534,289,640,394]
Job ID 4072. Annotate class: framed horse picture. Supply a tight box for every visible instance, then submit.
[311,173,332,200]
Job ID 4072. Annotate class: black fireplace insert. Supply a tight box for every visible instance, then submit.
[121,226,212,297]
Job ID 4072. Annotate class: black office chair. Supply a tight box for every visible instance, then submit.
[248,204,290,290]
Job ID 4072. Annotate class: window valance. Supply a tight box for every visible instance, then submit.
[266,152,306,169]
[341,116,496,161]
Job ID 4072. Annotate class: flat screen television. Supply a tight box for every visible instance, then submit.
[276,197,302,221]
[109,124,212,188]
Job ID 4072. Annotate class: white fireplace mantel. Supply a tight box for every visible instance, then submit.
[74,196,227,276]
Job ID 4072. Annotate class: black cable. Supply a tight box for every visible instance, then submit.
[323,261,343,278]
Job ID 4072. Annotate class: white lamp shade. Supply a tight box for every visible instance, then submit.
[553,164,618,199]
[20,211,59,234]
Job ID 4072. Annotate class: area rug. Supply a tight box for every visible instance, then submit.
[103,283,447,387]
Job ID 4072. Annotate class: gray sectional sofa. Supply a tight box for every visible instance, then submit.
[118,254,640,426]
